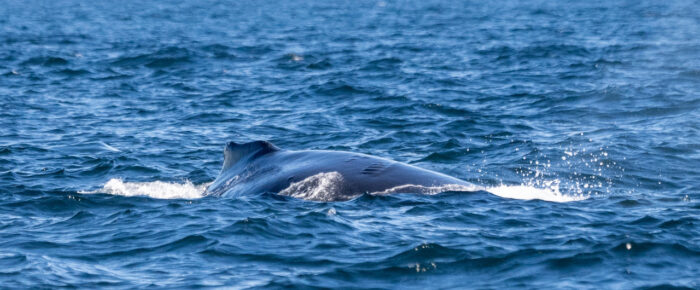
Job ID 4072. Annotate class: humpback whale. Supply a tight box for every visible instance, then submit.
[204,141,475,201]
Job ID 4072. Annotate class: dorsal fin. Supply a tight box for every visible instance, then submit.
[221,140,279,172]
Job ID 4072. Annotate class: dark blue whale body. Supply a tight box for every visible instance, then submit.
[204,141,473,201]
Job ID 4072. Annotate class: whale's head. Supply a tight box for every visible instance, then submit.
[221,140,279,173]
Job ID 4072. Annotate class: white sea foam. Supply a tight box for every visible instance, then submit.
[79,178,208,199]
[486,181,589,203]
[85,175,587,203]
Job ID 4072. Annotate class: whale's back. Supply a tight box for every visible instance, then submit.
[254,150,472,200]
[206,141,473,200]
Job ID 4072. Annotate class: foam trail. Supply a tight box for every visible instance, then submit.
[80,178,208,199]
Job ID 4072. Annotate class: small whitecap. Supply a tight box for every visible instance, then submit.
[288,53,304,62]
[99,142,121,152]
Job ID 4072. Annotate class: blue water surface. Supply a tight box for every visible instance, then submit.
[1,0,699,288]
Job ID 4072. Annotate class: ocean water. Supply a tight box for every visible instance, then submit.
[1,0,699,288]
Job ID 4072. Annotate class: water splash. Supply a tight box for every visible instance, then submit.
[486,180,589,203]
[85,176,587,202]
[80,178,208,199]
